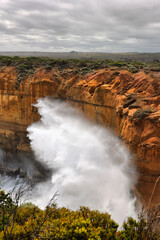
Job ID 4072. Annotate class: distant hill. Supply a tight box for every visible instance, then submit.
[0,51,160,62]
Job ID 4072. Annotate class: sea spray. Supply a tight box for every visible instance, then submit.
[27,97,137,225]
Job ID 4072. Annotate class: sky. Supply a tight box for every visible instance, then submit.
[0,0,160,52]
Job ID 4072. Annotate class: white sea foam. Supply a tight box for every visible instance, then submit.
[26,97,137,225]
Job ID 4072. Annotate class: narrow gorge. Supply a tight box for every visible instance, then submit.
[0,62,159,209]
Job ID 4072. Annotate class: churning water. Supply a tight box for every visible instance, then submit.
[26,97,136,225]
[0,97,137,225]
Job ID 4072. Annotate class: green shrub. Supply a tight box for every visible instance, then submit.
[0,189,160,240]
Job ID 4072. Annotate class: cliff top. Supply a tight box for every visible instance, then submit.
[0,56,159,125]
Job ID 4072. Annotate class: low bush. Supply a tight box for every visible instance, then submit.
[0,189,160,239]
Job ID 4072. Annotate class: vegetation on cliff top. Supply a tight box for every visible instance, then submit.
[0,55,160,88]
[0,189,159,240]
[0,55,160,73]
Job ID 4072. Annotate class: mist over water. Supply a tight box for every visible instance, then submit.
[26,97,137,224]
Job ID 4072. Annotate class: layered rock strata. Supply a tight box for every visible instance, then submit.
[0,66,159,206]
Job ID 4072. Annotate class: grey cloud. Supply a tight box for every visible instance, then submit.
[0,0,160,52]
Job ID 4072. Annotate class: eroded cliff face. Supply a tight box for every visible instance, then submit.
[0,66,160,206]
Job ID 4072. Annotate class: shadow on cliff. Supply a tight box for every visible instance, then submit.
[0,148,53,184]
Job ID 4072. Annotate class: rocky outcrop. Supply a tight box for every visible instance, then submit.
[0,66,159,206]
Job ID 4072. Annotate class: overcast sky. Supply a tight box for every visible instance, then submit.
[0,0,160,52]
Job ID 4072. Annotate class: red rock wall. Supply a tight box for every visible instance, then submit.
[0,66,159,206]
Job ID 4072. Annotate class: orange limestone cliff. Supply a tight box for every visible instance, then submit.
[0,66,159,206]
